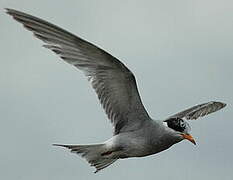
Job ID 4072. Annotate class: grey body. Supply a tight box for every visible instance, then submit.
[109,120,182,158]
[6,9,226,173]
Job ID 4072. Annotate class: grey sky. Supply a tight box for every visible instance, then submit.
[1,0,233,179]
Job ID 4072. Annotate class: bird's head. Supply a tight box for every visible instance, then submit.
[164,117,196,145]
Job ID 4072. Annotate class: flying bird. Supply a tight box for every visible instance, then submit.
[6,9,226,173]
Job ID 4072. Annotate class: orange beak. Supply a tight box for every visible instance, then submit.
[181,133,196,145]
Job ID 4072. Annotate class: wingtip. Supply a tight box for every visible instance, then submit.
[210,101,227,108]
[222,102,227,108]
[216,101,227,108]
[4,8,13,13]
[52,143,67,147]
[4,8,10,14]
[5,8,26,16]
[5,8,16,16]
[52,144,74,149]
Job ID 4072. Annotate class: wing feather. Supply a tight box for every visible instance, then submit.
[6,9,150,134]
[166,101,226,121]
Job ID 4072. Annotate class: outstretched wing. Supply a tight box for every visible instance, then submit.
[6,9,151,134]
[165,101,226,120]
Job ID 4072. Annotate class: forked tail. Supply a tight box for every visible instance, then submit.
[53,143,117,173]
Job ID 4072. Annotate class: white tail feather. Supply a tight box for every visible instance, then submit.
[53,143,117,173]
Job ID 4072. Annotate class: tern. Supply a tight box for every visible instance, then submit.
[6,8,226,173]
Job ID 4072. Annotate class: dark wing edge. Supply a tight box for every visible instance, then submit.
[6,8,151,134]
[165,101,226,121]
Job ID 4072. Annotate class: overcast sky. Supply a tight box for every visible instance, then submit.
[1,0,233,180]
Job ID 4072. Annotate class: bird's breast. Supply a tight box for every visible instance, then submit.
[116,125,182,158]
